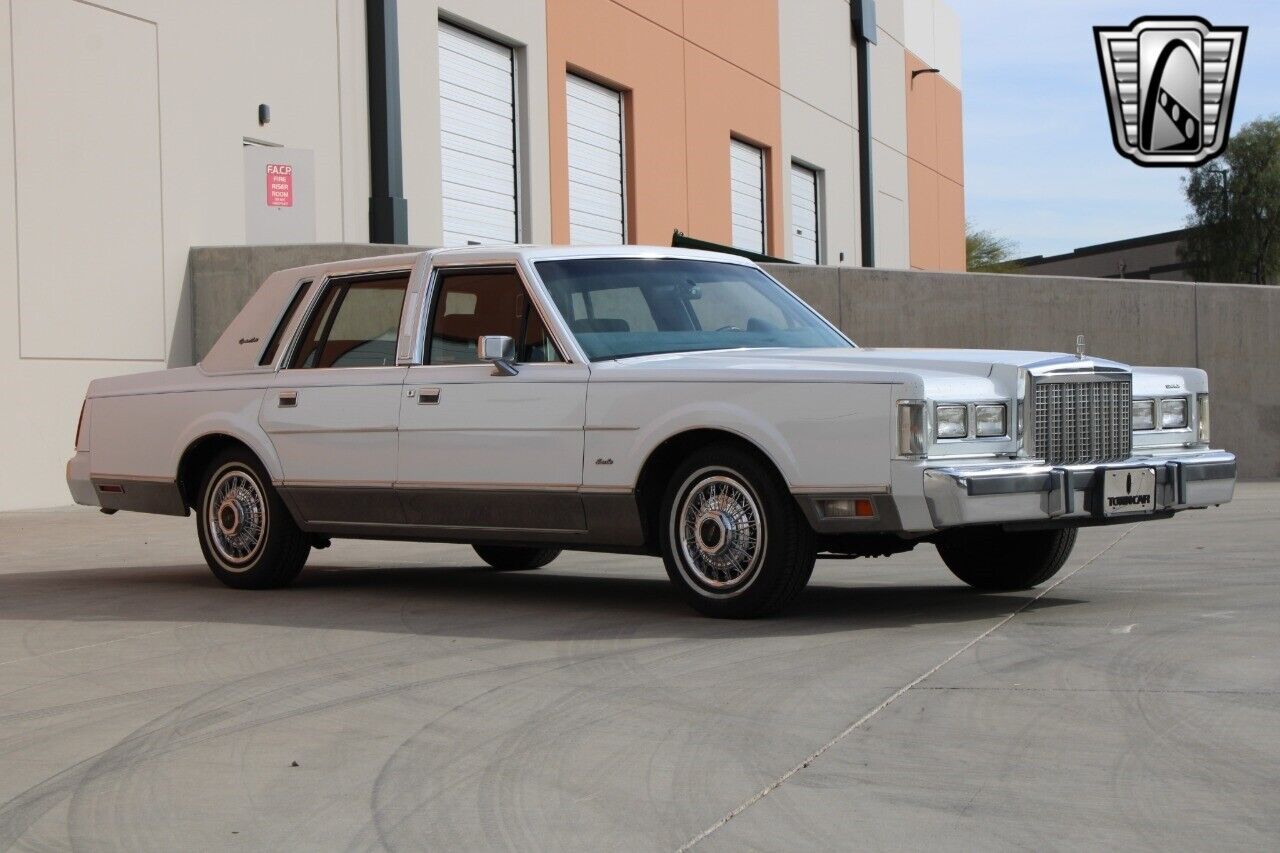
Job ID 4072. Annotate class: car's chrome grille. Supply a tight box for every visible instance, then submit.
[1033,377,1132,465]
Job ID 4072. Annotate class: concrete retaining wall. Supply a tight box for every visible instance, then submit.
[186,247,1278,479]
[189,244,425,361]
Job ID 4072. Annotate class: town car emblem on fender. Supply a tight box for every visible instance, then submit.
[1094,16,1246,167]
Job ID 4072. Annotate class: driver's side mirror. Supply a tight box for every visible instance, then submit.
[477,335,518,376]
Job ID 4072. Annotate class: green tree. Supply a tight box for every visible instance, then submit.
[966,221,1022,272]
[1183,115,1280,284]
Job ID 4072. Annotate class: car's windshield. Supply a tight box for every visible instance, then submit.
[533,258,851,361]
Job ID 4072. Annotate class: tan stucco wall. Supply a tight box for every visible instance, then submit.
[546,0,783,253]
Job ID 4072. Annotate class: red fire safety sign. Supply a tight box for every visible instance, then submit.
[266,164,293,207]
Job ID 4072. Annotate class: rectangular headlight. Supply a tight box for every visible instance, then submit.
[975,404,1008,437]
[1132,399,1155,431]
[936,405,968,438]
[897,401,927,457]
[1197,393,1210,443]
[1161,397,1188,429]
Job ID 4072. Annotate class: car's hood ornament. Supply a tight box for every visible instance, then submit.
[1076,335,1087,360]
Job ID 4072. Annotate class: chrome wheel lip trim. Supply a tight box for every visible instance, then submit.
[205,463,269,572]
[670,468,767,598]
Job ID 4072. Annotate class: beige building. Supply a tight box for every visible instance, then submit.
[0,0,962,510]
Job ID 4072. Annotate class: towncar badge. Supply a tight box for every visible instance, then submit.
[1094,16,1246,167]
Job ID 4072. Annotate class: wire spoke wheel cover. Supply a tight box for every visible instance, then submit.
[672,470,767,595]
[205,464,269,570]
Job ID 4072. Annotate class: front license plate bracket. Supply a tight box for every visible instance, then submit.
[1099,467,1157,517]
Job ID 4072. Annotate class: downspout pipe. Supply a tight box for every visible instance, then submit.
[366,0,408,244]
[852,0,876,267]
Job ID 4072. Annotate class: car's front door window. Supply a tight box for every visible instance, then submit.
[427,269,563,365]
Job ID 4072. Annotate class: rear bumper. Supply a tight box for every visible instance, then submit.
[66,452,188,516]
[66,452,97,506]
[921,449,1236,529]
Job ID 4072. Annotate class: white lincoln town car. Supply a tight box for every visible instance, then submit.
[67,246,1236,617]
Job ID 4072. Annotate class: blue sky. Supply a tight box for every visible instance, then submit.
[951,1,1280,258]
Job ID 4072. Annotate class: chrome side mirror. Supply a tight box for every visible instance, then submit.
[477,335,518,376]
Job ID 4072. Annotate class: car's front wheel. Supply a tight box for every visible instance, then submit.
[936,526,1077,591]
[660,444,815,618]
[196,449,310,589]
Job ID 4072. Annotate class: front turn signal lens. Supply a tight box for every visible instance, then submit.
[897,401,927,458]
[1197,393,1210,444]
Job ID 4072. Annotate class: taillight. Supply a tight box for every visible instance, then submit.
[75,400,88,450]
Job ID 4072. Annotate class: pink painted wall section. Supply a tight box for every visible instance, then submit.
[546,0,782,253]
[905,50,965,271]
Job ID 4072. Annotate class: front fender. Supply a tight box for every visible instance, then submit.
[583,381,893,491]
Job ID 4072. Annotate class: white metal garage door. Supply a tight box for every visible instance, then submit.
[790,162,819,264]
[566,74,625,245]
[730,138,766,254]
[438,22,517,246]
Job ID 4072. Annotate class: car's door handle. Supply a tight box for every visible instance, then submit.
[278,391,297,408]
[416,387,441,405]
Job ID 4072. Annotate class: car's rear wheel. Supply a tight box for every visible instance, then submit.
[936,526,1077,591]
[196,449,310,589]
[660,444,815,618]
[472,544,561,571]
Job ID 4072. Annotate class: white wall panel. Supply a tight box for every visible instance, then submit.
[12,0,165,359]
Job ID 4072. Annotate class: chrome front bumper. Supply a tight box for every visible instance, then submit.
[922,449,1236,529]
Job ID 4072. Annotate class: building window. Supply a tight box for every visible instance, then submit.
[730,138,766,254]
[438,21,518,246]
[566,74,626,245]
[790,162,821,264]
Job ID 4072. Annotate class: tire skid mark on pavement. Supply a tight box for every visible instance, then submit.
[676,526,1136,851]
[0,629,699,849]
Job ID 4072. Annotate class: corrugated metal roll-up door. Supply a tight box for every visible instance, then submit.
[790,162,820,264]
[729,138,766,254]
[566,74,625,245]
[438,22,517,246]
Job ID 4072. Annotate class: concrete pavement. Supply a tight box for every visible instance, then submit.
[0,485,1276,850]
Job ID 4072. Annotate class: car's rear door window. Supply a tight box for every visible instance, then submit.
[288,272,410,369]
[260,280,312,366]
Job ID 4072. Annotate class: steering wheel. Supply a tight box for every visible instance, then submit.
[716,325,744,332]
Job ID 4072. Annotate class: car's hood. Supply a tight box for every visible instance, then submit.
[588,346,1141,402]
[594,346,1123,380]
